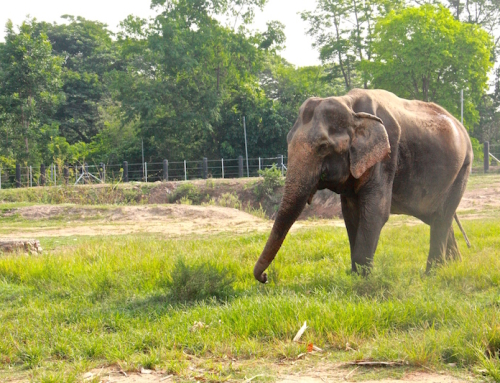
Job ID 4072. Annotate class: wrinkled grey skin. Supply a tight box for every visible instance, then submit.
[254,89,472,283]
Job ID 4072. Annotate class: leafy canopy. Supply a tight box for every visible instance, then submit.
[364,4,494,127]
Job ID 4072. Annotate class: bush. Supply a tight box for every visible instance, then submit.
[254,165,285,199]
[169,183,203,204]
[217,192,242,209]
[166,259,235,303]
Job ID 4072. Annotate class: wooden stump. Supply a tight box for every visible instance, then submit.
[0,239,43,255]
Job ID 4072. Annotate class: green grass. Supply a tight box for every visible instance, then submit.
[1,219,500,382]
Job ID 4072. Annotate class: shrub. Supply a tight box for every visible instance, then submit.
[169,183,203,204]
[179,196,193,205]
[217,192,242,210]
[166,259,235,303]
[254,165,285,199]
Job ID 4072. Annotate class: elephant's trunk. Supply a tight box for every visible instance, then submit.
[254,149,318,283]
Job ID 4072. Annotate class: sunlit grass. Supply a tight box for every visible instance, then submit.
[1,219,499,381]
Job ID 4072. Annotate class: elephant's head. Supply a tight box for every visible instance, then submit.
[253,97,391,283]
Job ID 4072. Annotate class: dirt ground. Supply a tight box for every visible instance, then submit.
[1,175,499,240]
[78,364,469,383]
[0,203,344,239]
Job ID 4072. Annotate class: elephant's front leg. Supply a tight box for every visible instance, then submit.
[341,195,360,258]
[347,189,391,274]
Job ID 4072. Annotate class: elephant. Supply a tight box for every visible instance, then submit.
[254,89,472,283]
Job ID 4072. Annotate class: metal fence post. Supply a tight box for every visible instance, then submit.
[54,164,57,185]
[40,164,46,186]
[29,166,32,187]
[123,161,128,182]
[145,162,148,183]
[163,160,169,181]
[258,157,261,172]
[221,158,224,179]
[278,154,284,176]
[16,163,21,188]
[184,160,187,181]
[238,155,243,178]
[484,141,490,173]
[99,163,105,182]
[202,157,208,179]
[64,165,69,185]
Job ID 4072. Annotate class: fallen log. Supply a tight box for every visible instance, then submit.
[0,239,42,255]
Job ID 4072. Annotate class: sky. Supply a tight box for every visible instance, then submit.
[0,0,321,67]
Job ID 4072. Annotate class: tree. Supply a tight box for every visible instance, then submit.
[0,19,64,165]
[302,0,403,91]
[41,16,117,144]
[111,0,277,162]
[365,4,493,127]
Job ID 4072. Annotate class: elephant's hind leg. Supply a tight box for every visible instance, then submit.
[426,164,469,272]
[426,219,452,272]
[446,227,461,261]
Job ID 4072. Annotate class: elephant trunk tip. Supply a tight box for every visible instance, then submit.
[255,272,268,284]
[253,263,269,284]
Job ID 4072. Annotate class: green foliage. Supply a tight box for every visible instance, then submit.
[165,258,235,303]
[0,18,64,165]
[254,164,285,199]
[365,4,494,128]
[42,16,116,144]
[217,192,242,209]
[302,0,404,91]
[1,0,499,171]
[169,183,203,204]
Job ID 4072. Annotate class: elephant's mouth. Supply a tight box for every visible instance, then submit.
[307,187,318,205]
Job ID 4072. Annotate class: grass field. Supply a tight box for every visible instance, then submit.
[1,175,500,382]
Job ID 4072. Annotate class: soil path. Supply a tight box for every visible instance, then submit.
[1,176,499,239]
[0,204,345,239]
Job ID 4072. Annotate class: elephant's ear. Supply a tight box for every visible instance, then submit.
[349,112,391,179]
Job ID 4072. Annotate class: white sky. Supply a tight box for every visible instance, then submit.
[0,0,321,67]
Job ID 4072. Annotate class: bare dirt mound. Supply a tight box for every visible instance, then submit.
[0,204,272,238]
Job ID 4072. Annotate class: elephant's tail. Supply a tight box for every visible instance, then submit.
[454,213,471,248]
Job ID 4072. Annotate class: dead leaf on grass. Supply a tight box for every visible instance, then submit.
[293,321,307,342]
[190,321,208,332]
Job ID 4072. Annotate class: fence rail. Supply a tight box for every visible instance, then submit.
[0,155,287,189]
[484,141,500,172]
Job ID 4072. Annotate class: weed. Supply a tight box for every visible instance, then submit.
[165,258,235,303]
[253,165,284,200]
[245,203,267,220]
[217,192,242,210]
[205,178,215,189]
[168,183,203,204]
[179,196,193,205]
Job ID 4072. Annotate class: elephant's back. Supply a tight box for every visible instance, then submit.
[391,99,472,216]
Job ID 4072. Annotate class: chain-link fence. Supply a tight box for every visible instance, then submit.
[0,155,288,189]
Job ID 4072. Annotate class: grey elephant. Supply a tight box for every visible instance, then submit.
[254,89,472,283]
